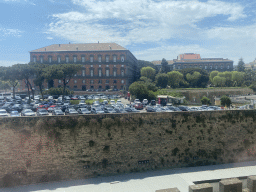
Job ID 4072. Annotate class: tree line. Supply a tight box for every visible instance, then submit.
[0,63,82,99]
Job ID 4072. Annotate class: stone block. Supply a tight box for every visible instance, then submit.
[219,178,242,192]
[155,187,180,192]
[247,175,256,192]
[189,183,213,192]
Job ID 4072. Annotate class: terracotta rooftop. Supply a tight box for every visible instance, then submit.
[30,43,127,52]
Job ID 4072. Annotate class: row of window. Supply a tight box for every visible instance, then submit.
[33,55,125,64]
[78,69,125,77]
[58,79,125,84]
[173,65,231,70]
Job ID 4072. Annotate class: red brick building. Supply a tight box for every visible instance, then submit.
[28,43,138,91]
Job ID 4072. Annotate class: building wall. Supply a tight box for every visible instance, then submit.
[1,110,256,187]
[28,50,137,91]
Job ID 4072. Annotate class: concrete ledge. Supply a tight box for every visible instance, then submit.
[155,187,180,192]
[219,178,242,192]
[189,183,213,192]
[242,188,250,192]
[247,175,256,192]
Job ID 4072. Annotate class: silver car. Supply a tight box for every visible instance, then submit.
[21,109,36,116]
[0,109,8,117]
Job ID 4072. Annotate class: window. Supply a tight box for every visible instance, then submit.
[113,70,117,77]
[99,65,101,67]
[90,56,94,62]
[91,65,93,67]
[215,66,218,69]
[178,66,180,69]
[99,69,102,77]
[73,56,77,63]
[48,57,52,63]
[221,66,223,69]
[227,65,230,69]
[58,56,61,63]
[113,80,117,84]
[33,57,36,62]
[74,80,77,84]
[82,80,85,84]
[74,85,77,89]
[40,57,43,63]
[58,80,61,84]
[114,65,116,67]
[121,65,124,67]
[113,55,117,62]
[98,80,102,84]
[106,55,109,62]
[205,66,207,69]
[74,73,77,76]
[90,69,94,77]
[82,56,85,63]
[106,80,109,84]
[106,65,109,67]
[65,56,69,63]
[98,56,101,62]
[121,56,124,62]
[184,66,187,68]
[121,80,124,84]
[121,70,124,77]
[210,66,212,69]
[90,80,94,84]
[106,69,109,77]
[82,70,85,76]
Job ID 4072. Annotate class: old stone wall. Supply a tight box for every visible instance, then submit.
[1,110,256,187]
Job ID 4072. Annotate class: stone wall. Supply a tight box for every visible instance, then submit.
[1,110,256,187]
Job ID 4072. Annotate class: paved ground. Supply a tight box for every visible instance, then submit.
[2,160,256,192]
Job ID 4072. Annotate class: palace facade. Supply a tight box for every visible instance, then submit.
[28,43,138,91]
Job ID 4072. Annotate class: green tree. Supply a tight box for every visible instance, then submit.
[243,69,256,86]
[201,96,211,105]
[140,67,156,80]
[237,58,245,72]
[129,81,150,101]
[212,76,226,87]
[249,82,256,92]
[32,63,48,100]
[167,71,185,88]
[186,71,201,87]
[209,71,219,83]
[1,65,22,98]
[139,76,157,92]
[0,81,10,92]
[45,64,82,99]
[231,71,244,86]
[181,68,209,88]
[220,95,232,107]
[155,73,169,88]
[161,58,169,73]
[45,87,74,96]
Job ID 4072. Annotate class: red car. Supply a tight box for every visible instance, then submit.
[36,105,47,111]
[134,103,143,110]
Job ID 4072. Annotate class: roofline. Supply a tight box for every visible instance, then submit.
[30,50,129,53]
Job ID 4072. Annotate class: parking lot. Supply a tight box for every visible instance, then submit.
[0,93,249,118]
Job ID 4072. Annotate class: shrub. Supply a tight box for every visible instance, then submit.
[200,96,211,105]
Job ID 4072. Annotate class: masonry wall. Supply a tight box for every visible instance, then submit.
[1,110,256,187]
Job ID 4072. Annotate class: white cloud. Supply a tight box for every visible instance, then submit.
[0,28,23,40]
[47,0,246,45]
[46,37,53,40]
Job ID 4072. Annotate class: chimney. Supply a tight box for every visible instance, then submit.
[59,44,60,47]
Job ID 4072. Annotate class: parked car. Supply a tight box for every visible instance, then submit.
[36,109,49,116]
[150,100,156,106]
[104,107,117,113]
[146,106,157,112]
[142,99,148,105]
[77,108,91,114]
[52,109,64,116]
[0,109,8,117]
[10,111,20,117]
[134,103,143,110]
[21,109,36,116]
[65,108,79,115]
[91,107,105,114]
[47,105,56,113]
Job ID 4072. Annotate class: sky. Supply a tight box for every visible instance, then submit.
[1,0,256,66]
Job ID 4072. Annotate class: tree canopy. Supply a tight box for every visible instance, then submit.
[237,58,245,72]
[140,67,156,81]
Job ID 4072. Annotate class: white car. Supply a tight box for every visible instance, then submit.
[116,100,122,104]
[0,109,8,117]
[110,100,115,105]
[48,96,53,100]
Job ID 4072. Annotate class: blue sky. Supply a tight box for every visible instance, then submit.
[1,0,256,66]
